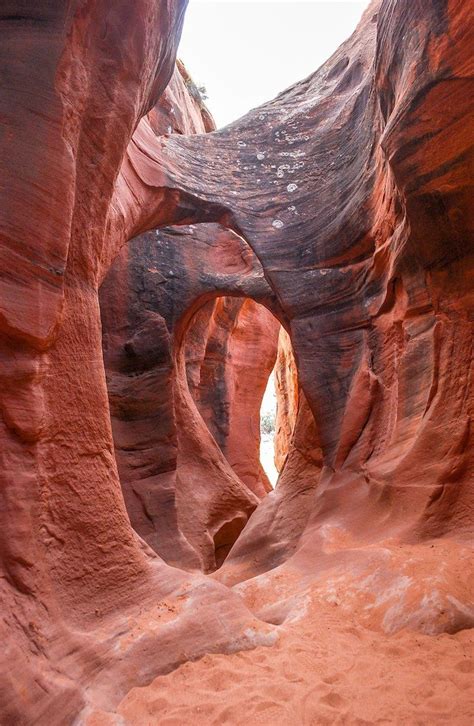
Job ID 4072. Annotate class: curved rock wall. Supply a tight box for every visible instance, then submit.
[274,327,299,472]
[100,222,281,571]
[185,296,279,496]
[113,0,473,636]
[100,61,296,581]
[1,0,473,722]
[0,3,278,721]
[100,62,281,570]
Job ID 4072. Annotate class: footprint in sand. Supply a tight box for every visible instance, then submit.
[320,691,346,708]
[455,659,473,673]
[254,700,283,713]
[322,673,341,685]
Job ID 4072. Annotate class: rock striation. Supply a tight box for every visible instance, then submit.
[121,0,474,626]
[274,327,299,473]
[100,62,280,572]
[185,296,279,497]
[1,0,473,723]
[0,3,277,722]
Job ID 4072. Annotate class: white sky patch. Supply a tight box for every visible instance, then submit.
[260,370,278,487]
[179,1,368,128]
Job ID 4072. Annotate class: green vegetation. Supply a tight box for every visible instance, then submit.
[184,76,208,105]
[260,411,276,436]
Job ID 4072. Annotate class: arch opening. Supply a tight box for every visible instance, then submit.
[260,368,279,487]
[100,222,299,573]
[182,294,291,499]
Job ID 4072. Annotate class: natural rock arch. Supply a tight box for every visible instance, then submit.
[100,218,294,572]
[1,0,473,722]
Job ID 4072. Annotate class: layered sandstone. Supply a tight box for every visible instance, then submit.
[0,4,276,722]
[122,0,473,629]
[274,327,299,472]
[185,296,279,496]
[1,0,473,724]
[100,222,280,571]
[100,62,280,572]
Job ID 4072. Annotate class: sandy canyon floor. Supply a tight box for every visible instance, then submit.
[88,598,473,725]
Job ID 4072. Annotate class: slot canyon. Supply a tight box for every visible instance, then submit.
[0,1,473,724]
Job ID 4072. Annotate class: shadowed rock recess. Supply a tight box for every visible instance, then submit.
[1,1,473,723]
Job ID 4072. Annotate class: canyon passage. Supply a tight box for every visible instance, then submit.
[0,1,473,724]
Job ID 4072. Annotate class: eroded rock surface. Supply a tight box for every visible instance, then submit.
[274,327,299,472]
[185,296,279,496]
[0,4,276,722]
[101,222,280,571]
[100,63,281,572]
[1,0,473,723]
[121,0,473,629]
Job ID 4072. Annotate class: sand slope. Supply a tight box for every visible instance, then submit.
[88,600,473,725]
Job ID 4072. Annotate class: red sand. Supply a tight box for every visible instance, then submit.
[91,604,473,725]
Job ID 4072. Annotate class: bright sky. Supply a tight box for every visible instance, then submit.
[178,0,368,128]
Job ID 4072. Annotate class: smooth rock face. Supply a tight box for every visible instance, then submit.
[1,0,473,724]
[185,296,279,496]
[101,223,280,571]
[100,63,280,572]
[124,0,473,608]
[0,4,275,722]
[274,327,299,472]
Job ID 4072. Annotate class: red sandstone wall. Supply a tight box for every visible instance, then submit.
[122,0,474,630]
[1,1,473,722]
[0,4,276,721]
[185,297,279,496]
[101,229,281,571]
[100,63,280,571]
[274,327,299,473]
[100,223,278,572]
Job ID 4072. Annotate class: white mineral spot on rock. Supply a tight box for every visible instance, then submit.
[237,141,247,147]
[287,183,298,192]
[280,150,306,158]
[257,152,266,160]
[272,219,284,229]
